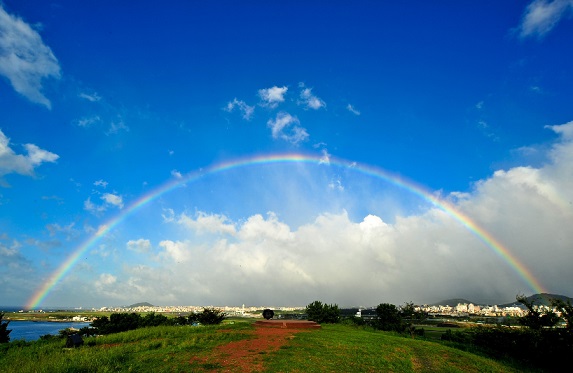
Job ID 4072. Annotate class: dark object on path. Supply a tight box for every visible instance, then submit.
[66,334,84,348]
[262,309,274,320]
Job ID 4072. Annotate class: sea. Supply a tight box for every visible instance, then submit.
[6,321,89,341]
[2,306,90,342]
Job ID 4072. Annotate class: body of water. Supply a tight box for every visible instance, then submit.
[6,321,89,341]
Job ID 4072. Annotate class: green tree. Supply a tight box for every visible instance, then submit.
[516,294,559,330]
[0,312,11,343]
[400,302,426,337]
[197,308,226,325]
[375,303,403,332]
[305,301,340,324]
[551,298,573,331]
[141,312,169,327]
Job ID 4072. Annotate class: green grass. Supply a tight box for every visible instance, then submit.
[0,322,538,372]
[263,324,533,372]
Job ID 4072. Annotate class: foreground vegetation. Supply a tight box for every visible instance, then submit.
[0,321,531,372]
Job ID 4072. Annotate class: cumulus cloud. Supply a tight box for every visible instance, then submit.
[267,112,309,145]
[0,5,61,108]
[101,193,123,208]
[127,239,152,254]
[258,86,288,108]
[178,211,237,236]
[225,98,255,120]
[517,0,573,39]
[298,85,326,110]
[79,121,573,307]
[0,129,59,184]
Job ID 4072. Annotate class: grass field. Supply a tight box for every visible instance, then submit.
[0,321,537,372]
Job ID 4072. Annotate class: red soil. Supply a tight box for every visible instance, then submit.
[189,322,318,372]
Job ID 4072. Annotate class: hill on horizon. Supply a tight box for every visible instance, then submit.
[127,302,154,308]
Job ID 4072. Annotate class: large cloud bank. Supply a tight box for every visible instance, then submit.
[53,122,573,307]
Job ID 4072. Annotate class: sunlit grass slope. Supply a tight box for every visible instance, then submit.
[0,322,534,372]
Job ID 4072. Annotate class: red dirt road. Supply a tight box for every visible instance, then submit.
[189,325,311,372]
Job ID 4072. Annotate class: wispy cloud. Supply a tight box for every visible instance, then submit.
[517,0,573,39]
[267,112,309,145]
[75,116,101,128]
[0,129,59,184]
[298,84,326,110]
[79,92,102,102]
[224,98,255,120]
[258,86,288,108]
[346,104,361,115]
[106,119,129,135]
[0,5,61,108]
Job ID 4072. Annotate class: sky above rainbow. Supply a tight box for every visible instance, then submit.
[2,1,573,308]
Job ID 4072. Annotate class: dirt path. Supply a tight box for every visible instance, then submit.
[189,326,308,372]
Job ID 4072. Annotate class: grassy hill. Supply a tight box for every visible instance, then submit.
[0,321,534,372]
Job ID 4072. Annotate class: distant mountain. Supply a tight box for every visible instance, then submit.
[127,302,154,308]
[428,298,474,306]
[499,293,573,308]
[426,293,572,308]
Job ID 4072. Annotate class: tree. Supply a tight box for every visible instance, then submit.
[305,301,340,324]
[516,294,559,330]
[375,303,403,332]
[551,298,573,331]
[0,312,11,343]
[197,308,226,325]
[400,302,427,337]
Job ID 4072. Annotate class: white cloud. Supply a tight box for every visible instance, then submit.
[171,170,182,179]
[84,120,573,306]
[346,104,361,115]
[517,0,573,39]
[106,120,129,135]
[0,129,59,183]
[319,148,331,165]
[79,92,101,102]
[94,179,108,188]
[267,112,309,145]
[101,193,123,209]
[84,192,123,214]
[177,211,237,236]
[75,116,101,128]
[225,98,255,120]
[127,239,152,254]
[298,86,326,110]
[0,5,61,108]
[258,86,288,108]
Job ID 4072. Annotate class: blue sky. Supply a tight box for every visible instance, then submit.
[1,1,573,308]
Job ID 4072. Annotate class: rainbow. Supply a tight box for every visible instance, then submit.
[25,153,546,309]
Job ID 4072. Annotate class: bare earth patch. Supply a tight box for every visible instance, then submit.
[189,325,309,372]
